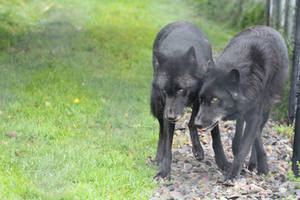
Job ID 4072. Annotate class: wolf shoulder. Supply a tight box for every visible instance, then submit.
[153,21,212,62]
[229,25,288,52]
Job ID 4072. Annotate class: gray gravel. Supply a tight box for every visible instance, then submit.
[149,112,300,200]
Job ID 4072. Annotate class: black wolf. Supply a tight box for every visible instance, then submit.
[195,26,289,180]
[150,21,228,179]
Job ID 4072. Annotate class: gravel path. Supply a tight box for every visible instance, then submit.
[149,112,300,200]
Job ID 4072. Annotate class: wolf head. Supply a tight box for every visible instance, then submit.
[152,46,206,123]
[194,69,246,129]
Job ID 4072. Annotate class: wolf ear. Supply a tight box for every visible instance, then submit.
[153,50,167,66]
[185,46,197,65]
[228,69,240,84]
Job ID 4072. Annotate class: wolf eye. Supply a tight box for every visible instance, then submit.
[211,97,219,103]
[177,89,184,94]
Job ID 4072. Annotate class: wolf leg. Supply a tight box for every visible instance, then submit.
[153,114,165,165]
[232,117,244,157]
[254,136,269,175]
[248,145,257,171]
[211,125,231,171]
[226,111,261,180]
[254,111,269,175]
[154,119,175,179]
[189,102,204,161]
[248,110,269,174]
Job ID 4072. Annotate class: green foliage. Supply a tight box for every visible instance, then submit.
[275,124,294,138]
[0,0,45,50]
[186,0,266,29]
[272,44,294,122]
[272,81,291,122]
[287,162,300,188]
[238,3,266,29]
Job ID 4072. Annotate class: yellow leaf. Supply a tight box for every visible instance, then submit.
[287,146,293,152]
[267,145,272,152]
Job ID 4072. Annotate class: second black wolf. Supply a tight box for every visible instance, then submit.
[195,26,289,180]
[151,21,228,179]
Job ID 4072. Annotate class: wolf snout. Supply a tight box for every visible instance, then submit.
[194,116,212,129]
[194,117,203,128]
[165,115,181,123]
[164,110,181,122]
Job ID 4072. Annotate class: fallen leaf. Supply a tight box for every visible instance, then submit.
[6,132,18,137]
[228,193,240,199]
[43,2,55,13]
[267,145,272,152]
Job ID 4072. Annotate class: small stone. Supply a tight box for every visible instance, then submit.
[173,151,181,157]
[184,163,193,171]
[205,160,212,166]
[250,184,264,192]
[277,174,287,182]
[278,187,287,194]
[178,186,188,195]
[173,181,180,189]
[170,191,184,200]
[239,178,247,185]
[201,177,210,184]
[271,165,280,174]
[168,184,175,191]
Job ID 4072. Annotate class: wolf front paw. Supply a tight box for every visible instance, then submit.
[248,161,256,171]
[225,167,240,181]
[153,171,171,183]
[257,162,269,175]
[192,146,204,161]
[215,158,231,172]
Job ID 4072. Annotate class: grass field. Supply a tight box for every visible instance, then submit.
[0,0,234,199]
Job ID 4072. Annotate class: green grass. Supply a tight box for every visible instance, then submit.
[0,0,234,199]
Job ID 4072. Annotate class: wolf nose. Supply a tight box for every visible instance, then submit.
[166,113,180,122]
[167,115,177,121]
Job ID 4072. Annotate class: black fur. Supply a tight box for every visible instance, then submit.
[150,21,228,179]
[195,26,289,180]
